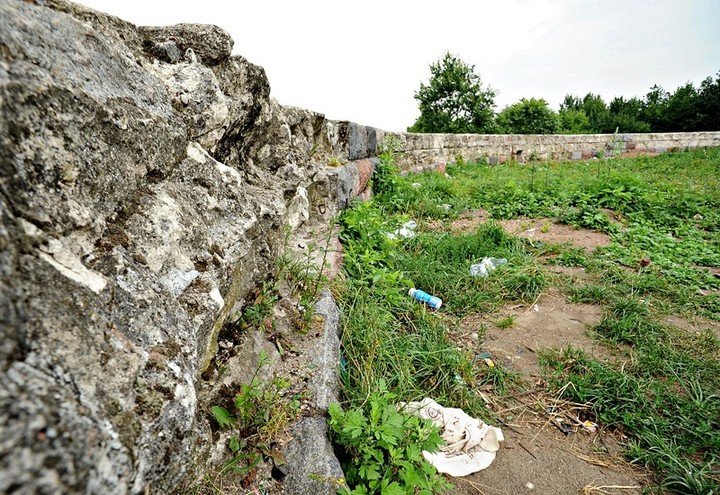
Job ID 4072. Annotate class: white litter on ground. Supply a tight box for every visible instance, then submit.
[469,257,508,277]
[402,398,504,476]
[386,220,417,240]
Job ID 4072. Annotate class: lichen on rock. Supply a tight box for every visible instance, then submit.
[0,0,376,493]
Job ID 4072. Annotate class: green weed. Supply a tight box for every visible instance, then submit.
[495,315,516,329]
[328,382,452,495]
[209,352,301,481]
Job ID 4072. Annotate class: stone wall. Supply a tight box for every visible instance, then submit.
[306,124,720,170]
[386,131,720,170]
[0,1,375,493]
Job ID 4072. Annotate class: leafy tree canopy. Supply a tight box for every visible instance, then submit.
[408,52,496,134]
[409,61,719,134]
[497,98,559,134]
[559,109,593,134]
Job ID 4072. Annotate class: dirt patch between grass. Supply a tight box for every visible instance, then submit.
[664,314,720,339]
[428,211,611,252]
[452,421,645,495]
[452,291,648,493]
[544,264,593,280]
[498,218,610,252]
[461,292,607,378]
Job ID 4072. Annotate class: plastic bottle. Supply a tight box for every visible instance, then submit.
[408,288,442,310]
[469,257,508,277]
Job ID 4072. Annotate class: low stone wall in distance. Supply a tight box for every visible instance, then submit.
[383,131,720,170]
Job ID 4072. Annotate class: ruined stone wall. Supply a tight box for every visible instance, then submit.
[308,124,720,170]
[0,1,375,493]
[387,131,720,170]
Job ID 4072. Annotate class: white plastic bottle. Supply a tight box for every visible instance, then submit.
[408,288,442,310]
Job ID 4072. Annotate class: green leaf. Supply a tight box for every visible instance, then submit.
[381,481,405,495]
[405,443,422,462]
[210,406,235,428]
[228,436,240,453]
[358,463,380,481]
[401,466,423,488]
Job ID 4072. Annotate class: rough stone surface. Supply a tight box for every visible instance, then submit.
[281,417,346,495]
[386,131,720,170]
[308,290,342,411]
[139,23,233,66]
[0,1,365,493]
[347,121,367,160]
[148,60,230,150]
[268,289,345,494]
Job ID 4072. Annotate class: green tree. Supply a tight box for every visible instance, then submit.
[580,93,612,133]
[497,98,559,134]
[664,83,701,131]
[559,94,592,133]
[697,72,720,130]
[608,97,650,133]
[408,53,496,134]
[559,109,592,134]
[560,94,583,112]
[641,84,669,131]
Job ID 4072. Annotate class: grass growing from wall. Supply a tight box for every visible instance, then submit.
[335,146,720,493]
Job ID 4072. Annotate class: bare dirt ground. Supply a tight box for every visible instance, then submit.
[450,292,646,494]
[664,314,720,339]
[429,210,612,253]
[464,291,608,378]
[435,213,648,494]
[452,422,645,495]
[498,218,611,252]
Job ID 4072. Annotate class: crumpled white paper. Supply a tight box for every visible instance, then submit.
[386,220,417,240]
[402,398,504,477]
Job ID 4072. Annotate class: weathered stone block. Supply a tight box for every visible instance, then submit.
[365,126,378,156]
[281,417,346,495]
[139,23,233,65]
[355,159,375,194]
[308,290,341,411]
[347,122,368,160]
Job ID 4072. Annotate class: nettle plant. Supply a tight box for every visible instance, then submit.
[328,383,452,495]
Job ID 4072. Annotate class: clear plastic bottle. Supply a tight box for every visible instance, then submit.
[469,257,508,277]
[408,288,442,310]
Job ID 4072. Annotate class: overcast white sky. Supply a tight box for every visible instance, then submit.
[78,0,720,132]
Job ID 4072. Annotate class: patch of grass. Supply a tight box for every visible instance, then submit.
[396,223,546,316]
[336,144,521,419]
[568,284,611,304]
[541,340,720,494]
[394,149,720,319]
[338,282,496,415]
[495,315,516,329]
[549,246,589,267]
[338,146,720,493]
